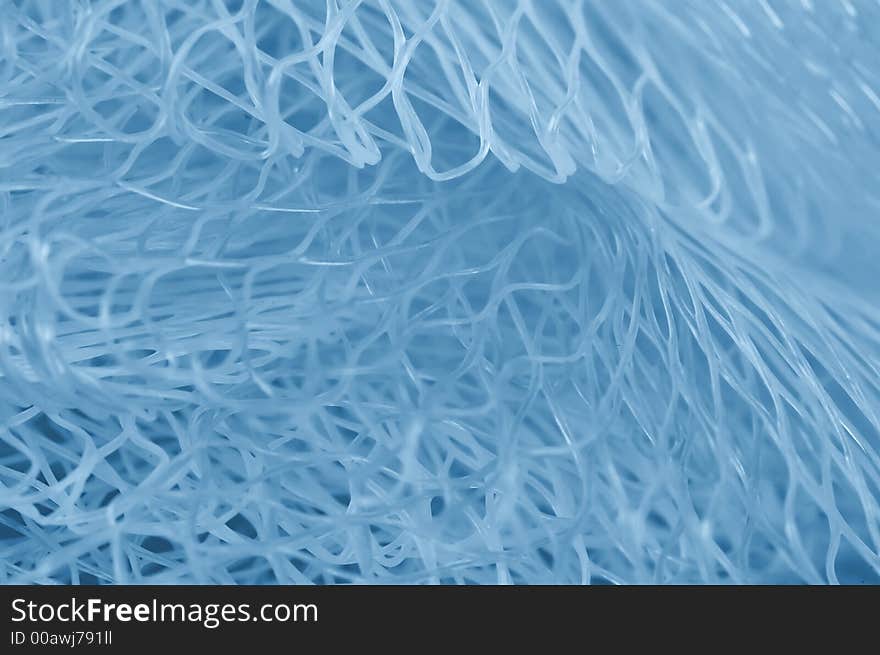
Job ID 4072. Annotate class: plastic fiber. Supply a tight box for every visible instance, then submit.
[1,0,880,584]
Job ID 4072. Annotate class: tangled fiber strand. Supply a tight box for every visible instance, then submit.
[1,0,879,584]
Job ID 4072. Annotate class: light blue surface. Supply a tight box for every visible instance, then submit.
[1,0,879,583]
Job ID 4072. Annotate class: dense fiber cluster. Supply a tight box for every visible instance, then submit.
[1,0,879,584]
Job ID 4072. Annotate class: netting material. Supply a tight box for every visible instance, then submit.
[1,0,879,583]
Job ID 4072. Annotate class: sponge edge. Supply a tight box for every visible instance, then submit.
[0,0,879,584]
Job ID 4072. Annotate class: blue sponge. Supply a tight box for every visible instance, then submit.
[1,0,879,584]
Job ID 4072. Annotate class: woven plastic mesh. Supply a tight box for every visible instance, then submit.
[1,0,879,584]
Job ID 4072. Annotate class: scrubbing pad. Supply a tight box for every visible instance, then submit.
[1,0,879,584]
